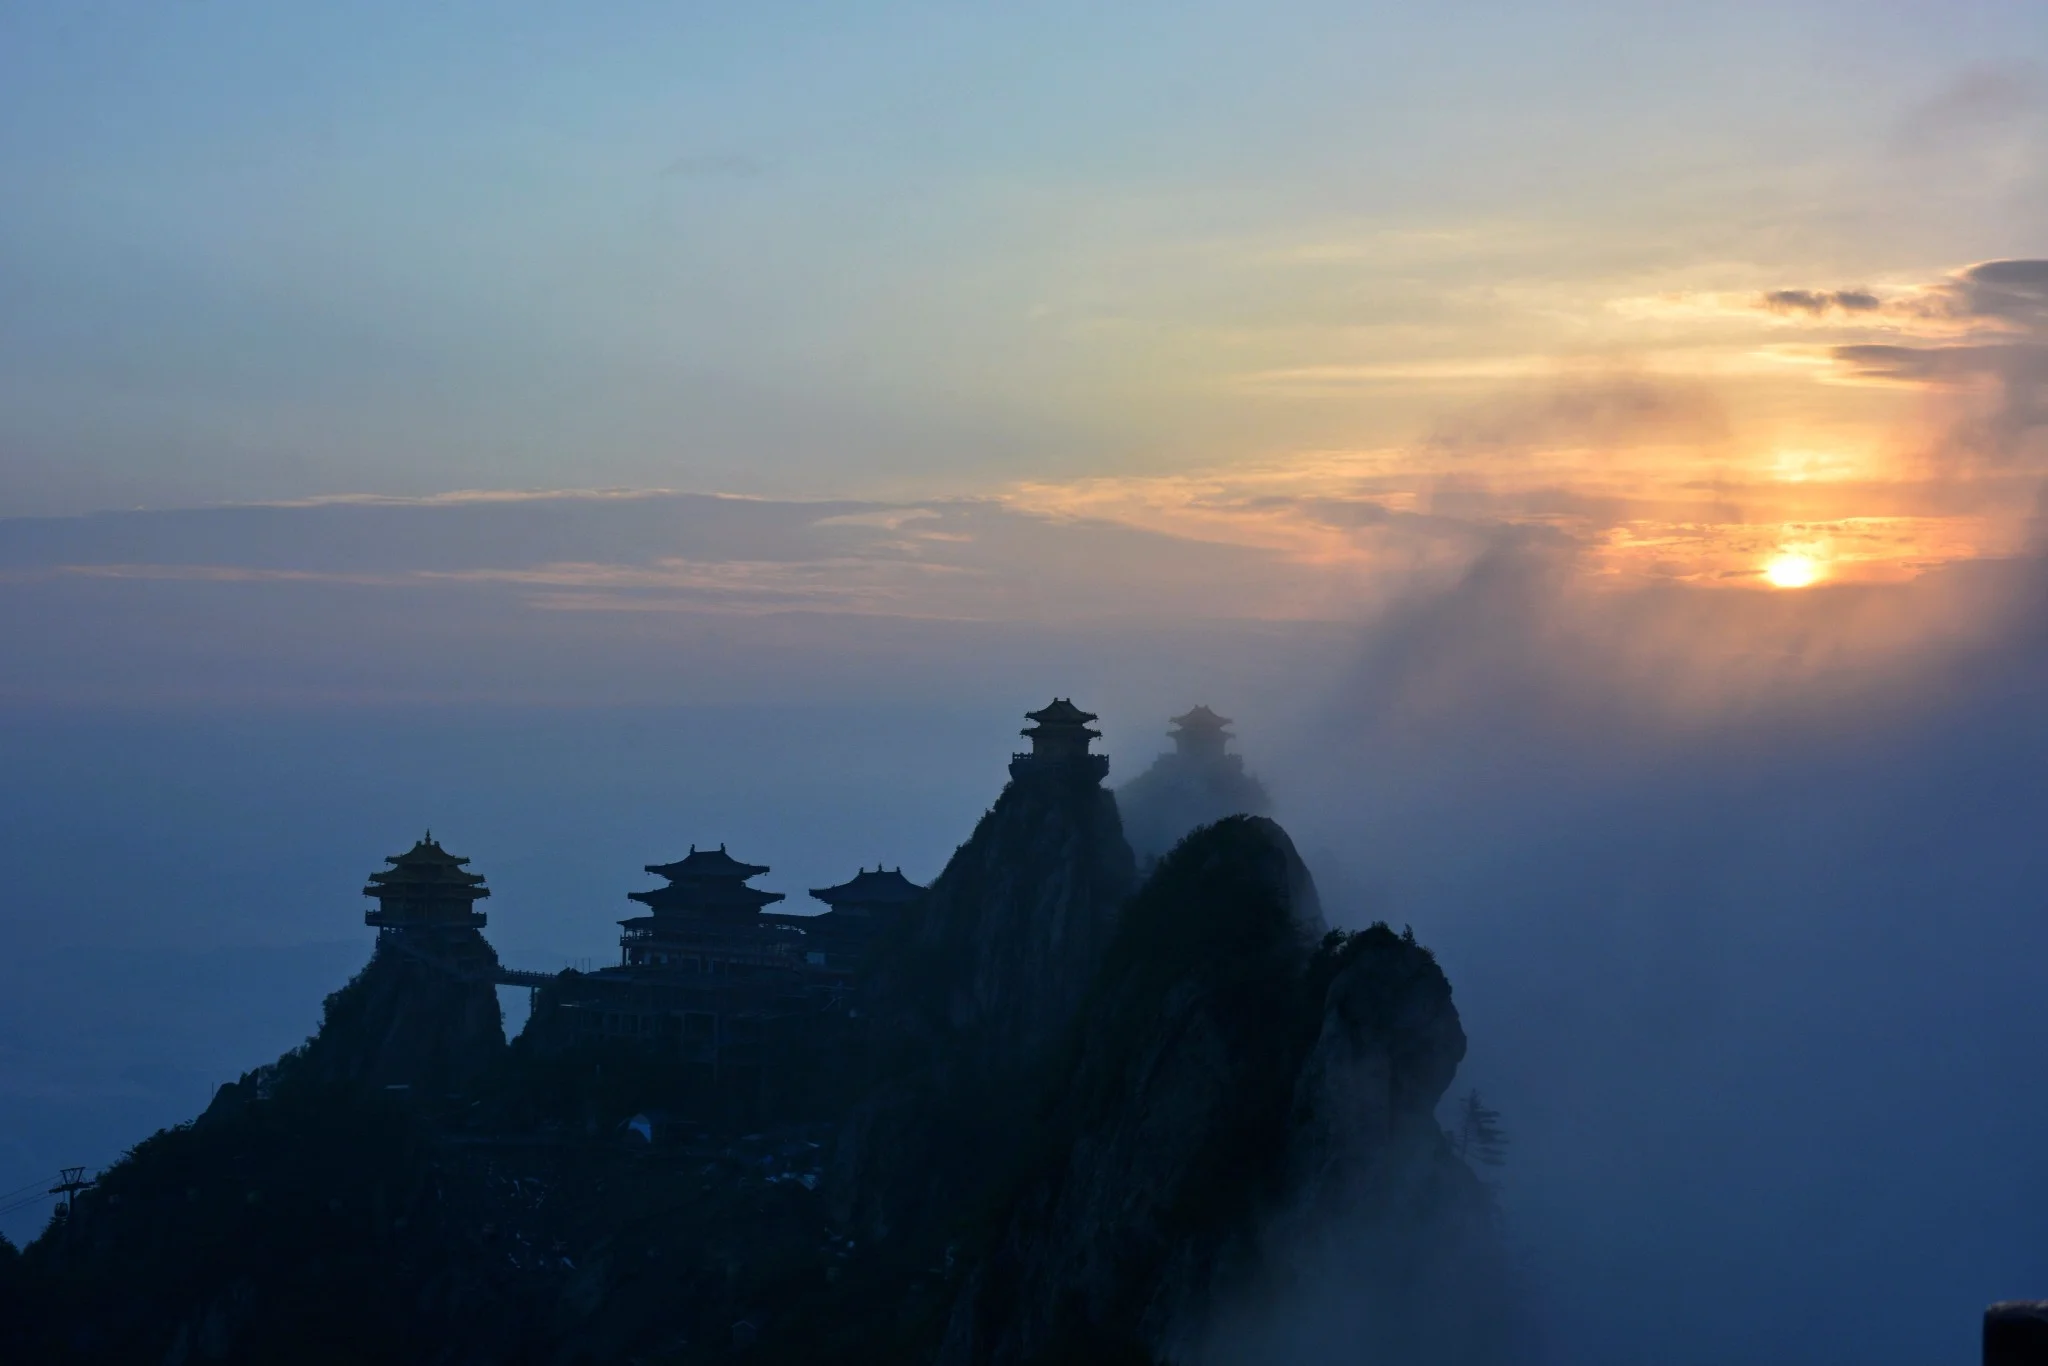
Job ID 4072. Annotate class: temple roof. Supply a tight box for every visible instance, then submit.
[627,881,785,913]
[631,843,782,917]
[644,844,771,881]
[363,833,490,902]
[1170,704,1232,732]
[1024,697,1099,728]
[809,866,927,908]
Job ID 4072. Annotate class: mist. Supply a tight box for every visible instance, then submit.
[1263,540,2048,1365]
[5,500,2048,1363]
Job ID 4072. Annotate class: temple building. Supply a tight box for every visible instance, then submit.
[618,845,801,975]
[1010,697,1110,784]
[527,846,924,1120]
[361,833,501,978]
[1116,704,1271,863]
[775,866,928,976]
[804,865,925,918]
[365,832,490,932]
[1166,705,1233,763]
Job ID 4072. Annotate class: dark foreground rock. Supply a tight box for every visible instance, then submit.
[833,751,1138,1251]
[936,816,1513,1366]
[0,802,1513,1364]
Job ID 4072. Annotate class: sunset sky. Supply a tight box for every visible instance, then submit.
[10,10,2048,1358]
[3,1,2044,596]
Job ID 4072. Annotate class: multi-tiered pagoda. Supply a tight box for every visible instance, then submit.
[618,845,797,974]
[360,833,503,981]
[1167,705,1233,762]
[1009,697,1110,784]
[295,834,507,1092]
[364,832,491,933]
[1116,703,1271,861]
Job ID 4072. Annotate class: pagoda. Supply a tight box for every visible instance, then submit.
[618,845,793,972]
[1167,705,1233,762]
[1009,697,1110,784]
[628,845,785,917]
[1116,704,1271,862]
[364,832,491,936]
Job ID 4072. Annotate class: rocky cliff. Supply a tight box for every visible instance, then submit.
[934,817,1512,1366]
[1,716,1515,1365]
[289,932,507,1097]
[833,752,1139,1248]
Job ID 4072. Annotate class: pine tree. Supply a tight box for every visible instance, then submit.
[1452,1088,1508,1168]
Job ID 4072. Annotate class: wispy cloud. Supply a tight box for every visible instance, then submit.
[244,486,702,509]
[1760,288,1884,316]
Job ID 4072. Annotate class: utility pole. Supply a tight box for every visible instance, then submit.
[48,1167,93,1242]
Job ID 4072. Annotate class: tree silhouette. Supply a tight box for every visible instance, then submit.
[1451,1088,1508,1168]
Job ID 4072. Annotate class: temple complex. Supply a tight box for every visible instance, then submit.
[618,845,798,975]
[1010,697,1110,784]
[772,866,927,978]
[342,698,1149,1113]
[526,849,924,1116]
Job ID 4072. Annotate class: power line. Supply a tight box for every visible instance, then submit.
[0,1174,54,1203]
[0,1191,53,1219]
[0,1168,99,1227]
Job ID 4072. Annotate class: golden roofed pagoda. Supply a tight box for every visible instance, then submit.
[1168,705,1233,762]
[1010,697,1110,784]
[363,832,490,935]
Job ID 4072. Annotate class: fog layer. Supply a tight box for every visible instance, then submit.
[3,499,2045,1363]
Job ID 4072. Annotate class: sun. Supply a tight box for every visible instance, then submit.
[1763,553,1822,589]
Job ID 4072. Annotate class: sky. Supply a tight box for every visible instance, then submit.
[5,4,2048,1364]
[2,1,2045,585]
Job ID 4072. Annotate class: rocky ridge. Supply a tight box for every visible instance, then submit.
[0,710,1513,1366]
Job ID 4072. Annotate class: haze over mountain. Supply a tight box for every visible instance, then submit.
[8,500,2048,1361]
[4,2,2048,1361]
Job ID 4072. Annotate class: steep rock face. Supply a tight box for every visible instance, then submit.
[834,762,1138,1246]
[937,817,1509,1366]
[291,936,507,1096]
[1193,935,1514,1366]
[897,771,1137,1069]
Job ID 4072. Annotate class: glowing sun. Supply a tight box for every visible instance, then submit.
[1764,553,1822,589]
